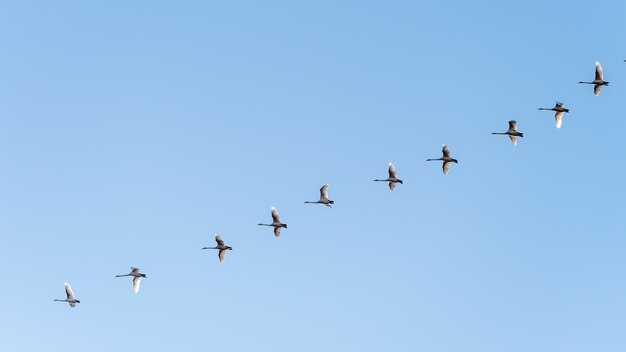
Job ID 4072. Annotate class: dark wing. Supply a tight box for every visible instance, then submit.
[271,207,281,223]
[508,120,517,132]
[388,162,397,179]
[442,145,451,158]
[274,226,281,237]
[215,235,224,246]
[595,61,603,81]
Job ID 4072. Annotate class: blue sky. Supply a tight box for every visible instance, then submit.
[1,1,625,351]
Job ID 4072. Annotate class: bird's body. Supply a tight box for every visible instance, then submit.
[374,162,403,190]
[202,234,233,262]
[115,267,146,294]
[258,207,287,237]
[492,120,524,145]
[538,101,569,128]
[578,61,608,96]
[54,282,80,308]
[426,144,458,174]
[304,184,334,207]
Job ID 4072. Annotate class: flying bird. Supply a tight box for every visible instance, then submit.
[304,184,334,207]
[374,162,403,190]
[202,234,233,262]
[427,145,458,175]
[492,120,524,145]
[258,207,287,237]
[538,102,569,128]
[578,61,609,96]
[54,282,80,308]
[115,267,146,294]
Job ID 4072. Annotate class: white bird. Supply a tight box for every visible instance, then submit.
[374,162,403,190]
[115,267,146,294]
[304,184,334,207]
[538,101,569,128]
[258,207,287,237]
[202,234,233,262]
[578,61,609,96]
[426,145,458,175]
[54,282,80,308]
[492,120,524,146]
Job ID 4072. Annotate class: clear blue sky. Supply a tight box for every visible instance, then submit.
[1,1,625,351]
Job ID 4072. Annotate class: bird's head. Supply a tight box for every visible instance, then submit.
[398,180,403,184]
[452,159,459,163]
[140,274,147,278]
[75,300,81,304]
[227,246,233,251]
[329,200,335,204]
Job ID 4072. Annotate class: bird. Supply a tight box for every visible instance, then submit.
[492,120,524,145]
[202,234,232,262]
[374,162,403,190]
[427,144,458,175]
[54,282,80,308]
[538,102,569,128]
[304,184,334,207]
[115,267,146,294]
[258,206,287,237]
[578,61,609,96]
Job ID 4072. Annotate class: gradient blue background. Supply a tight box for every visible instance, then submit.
[1,1,625,351]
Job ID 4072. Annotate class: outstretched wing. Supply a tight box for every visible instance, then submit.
[443,161,451,175]
[388,182,396,191]
[215,235,224,246]
[64,282,75,300]
[594,84,601,96]
[388,162,397,178]
[131,267,140,274]
[508,135,517,146]
[274,226,282,237]
[133,276,141,294]
[271,207,281,223]
[442,145,451,158]
[555,111,564,129]
[595,61,603,81]
[218,249,226,262]
[508,120,517,132]
[320,184,330,200]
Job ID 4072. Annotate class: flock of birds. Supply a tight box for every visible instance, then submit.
[54,60,617,308]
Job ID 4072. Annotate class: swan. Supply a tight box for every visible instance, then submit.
[202,234,233,262]
[258,207,287,237]
[115,267,146,294]
[426,144,458,175]
[538,101,569,128]
[492,120,524,145]
[54,282,80,308]
[304,184,334,207]
[578,61,608,96]
[374,162,403,190]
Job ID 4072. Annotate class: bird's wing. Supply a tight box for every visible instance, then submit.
[320,184,329,199]
[389,182,396,191]
[64,282,75,300]
[594,84,601,96]
[443,161,451,175]
[69,301,76,308]
[131,267,140,274]
[388,162,397,178]
[555,111,563,129]
[555,102,563,108]
[133,276,141,294]
[271,207,281,223]
[508,135,517,146]
[508,120,517,132]
[274,226,281,237]
[595,61,603,81]
[442,145,451,158]
[219,249,226,262]
[215,235,224,246]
